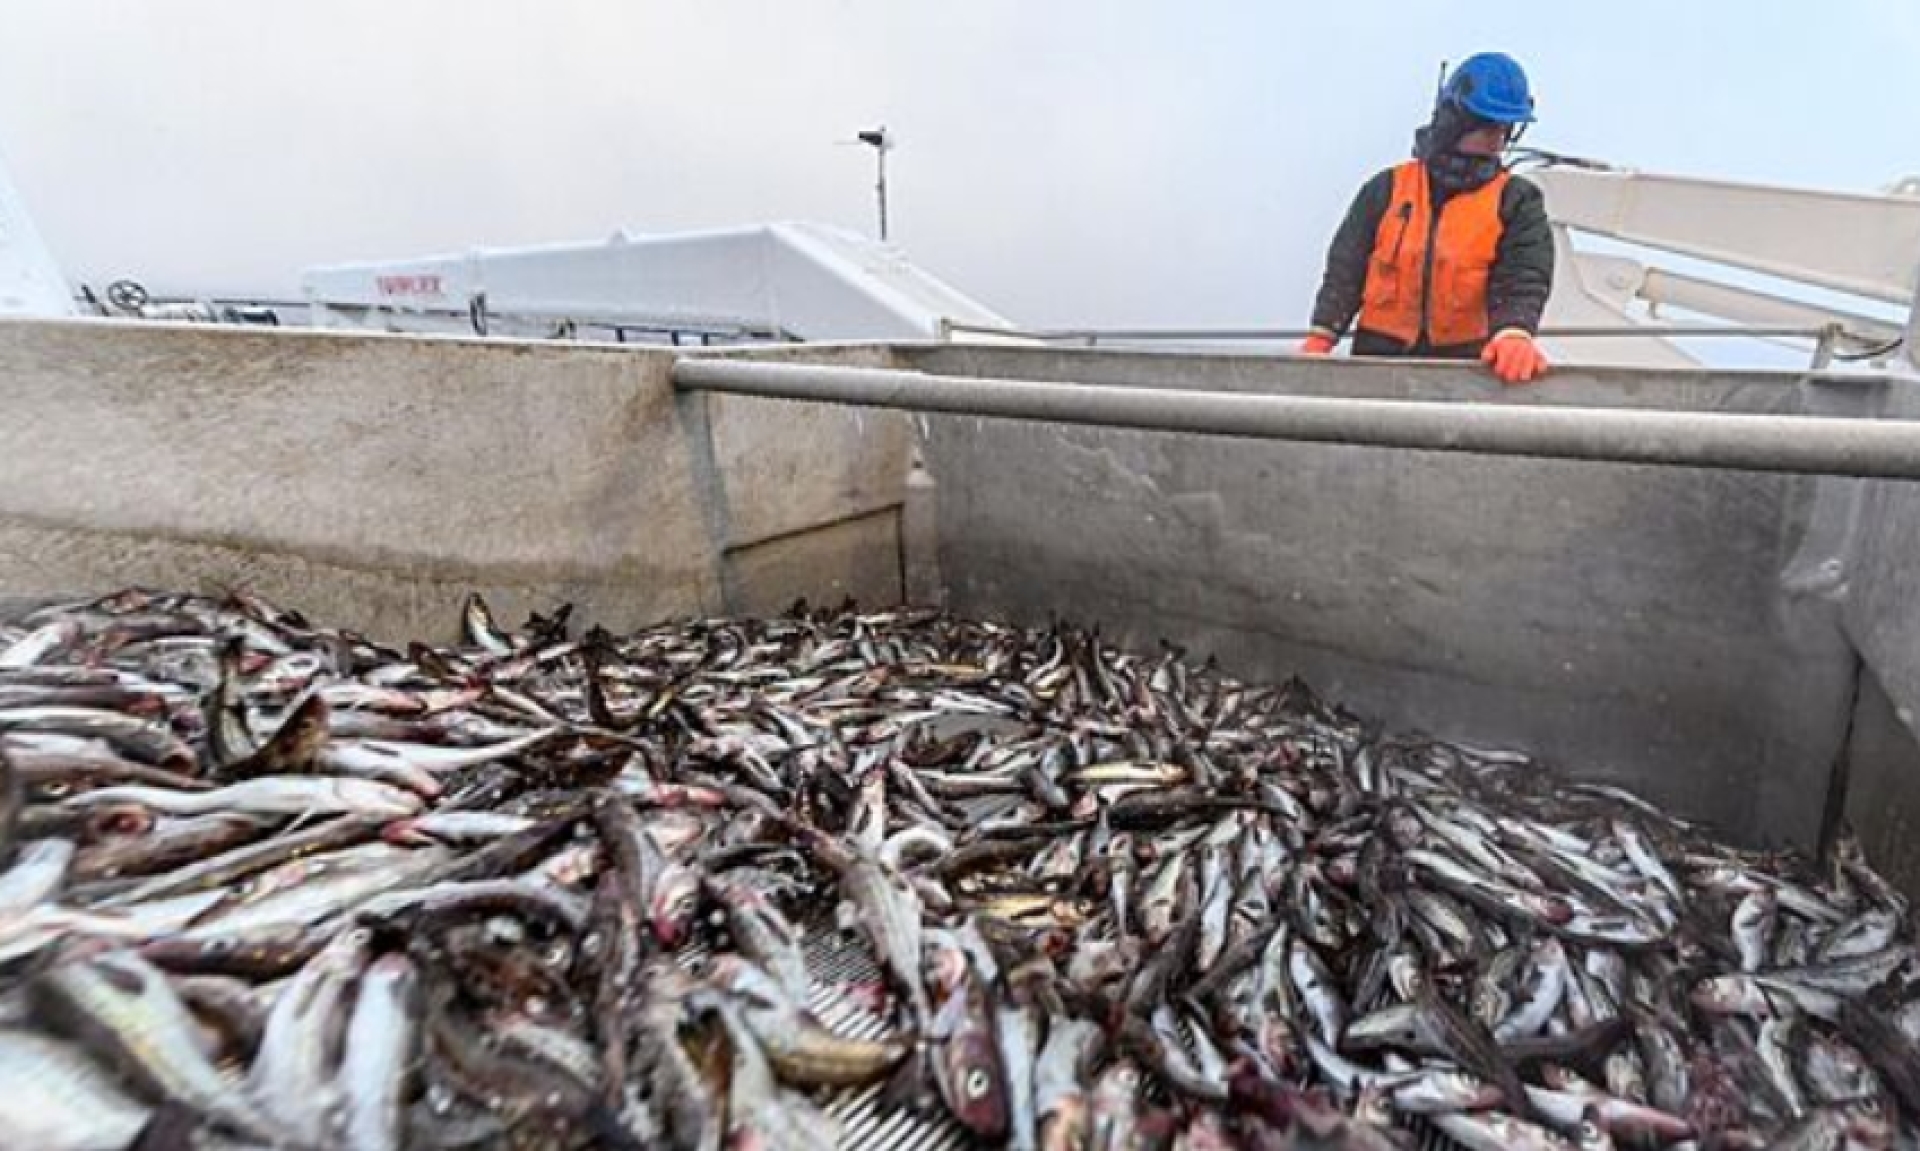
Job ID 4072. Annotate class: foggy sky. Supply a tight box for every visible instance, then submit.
[1,1,1915,328]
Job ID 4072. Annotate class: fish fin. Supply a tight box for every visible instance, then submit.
[877,1043,935,1115]
[122,1104,199,1151]
[217,691,330,780]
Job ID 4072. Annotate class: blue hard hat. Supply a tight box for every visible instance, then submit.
[1443,52,1536,124]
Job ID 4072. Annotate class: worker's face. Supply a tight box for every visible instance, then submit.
[1455,122,1512,157]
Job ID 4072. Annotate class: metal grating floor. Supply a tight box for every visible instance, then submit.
[804,925,971,1151]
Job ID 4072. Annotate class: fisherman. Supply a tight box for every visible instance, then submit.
[1296,52,1553,385]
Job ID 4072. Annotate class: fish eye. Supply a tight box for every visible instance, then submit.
[42,782,70,797]
[964,1069,990,1099]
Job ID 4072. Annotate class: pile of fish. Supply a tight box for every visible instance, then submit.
[0,587,1915,1151]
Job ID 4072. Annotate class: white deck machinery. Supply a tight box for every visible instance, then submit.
[1528,160,1920,373]
[301,221,1012,345]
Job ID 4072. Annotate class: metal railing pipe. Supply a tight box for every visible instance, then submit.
[937,320,1854,343]
[672,358,1920,480]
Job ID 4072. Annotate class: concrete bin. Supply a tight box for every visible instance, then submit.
[4,318,1918,889]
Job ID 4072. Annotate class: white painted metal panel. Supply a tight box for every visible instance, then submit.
[302,222,1011,342]
[0,150,74,317]
[1536,168,1920,304]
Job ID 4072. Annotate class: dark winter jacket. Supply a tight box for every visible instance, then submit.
[1308,165,1555,358]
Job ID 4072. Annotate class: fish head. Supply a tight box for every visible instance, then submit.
[537,843,601,889]
[1525,892,1576,925]
[537,933,576,978]
[1843,1095,1895,1148]
[1436,1071,1504,1110]
[938,1025,1009,1138]
[1032,926,1074,959]
[311,925,375,975]
[1353,1084,1395,1127]
[84,802,157,842]
[925,942,970,1000]
[1256,1015,1299,1077]
[1705,976,1757,1015]
[1387,954,1425,999]
[649,865,703,948]
[1323,854,1359,886]
[1382,806,1425,849]
[363,952,417,998]
[1470,982,1509,1026]
[1537,1063,1584,1091]
[1095,1059,1146,1109]
[1689,976,1767,1017]
[381,818,435,847]
[729,1129,773,1151]
[334,779,425,820]
[646,812,708,856]
[1039,1099,1088,1151]
[705,956,787,1011]
[1574,1107,1615,1151]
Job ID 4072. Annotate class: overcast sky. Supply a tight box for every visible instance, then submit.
[0,1,1915,328]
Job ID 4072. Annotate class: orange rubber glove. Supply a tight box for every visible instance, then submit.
[1481,329,1549,385]
[1297,332,1337,356]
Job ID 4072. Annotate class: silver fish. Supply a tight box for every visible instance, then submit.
[249,926,370,1145]
[0,1028,151,1151]
[338,953,419,1151]
[33,950,279,1143]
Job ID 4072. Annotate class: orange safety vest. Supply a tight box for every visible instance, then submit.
[1358,160,1510,349]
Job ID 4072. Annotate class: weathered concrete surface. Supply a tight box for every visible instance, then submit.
[1819,377,1920,888]
[0,320,713,641]
[1834,382,1920,721]
[0,519,646,645]
[906,344,1858,849]
[0,320,910,641]
[694,344,912,550]
[724,509,902,617]
[678,343,915,613]
[1841,666,1920,895]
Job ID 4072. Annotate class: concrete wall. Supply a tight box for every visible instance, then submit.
[1820,378,1920,892]
[687,343,914,615]
[905,344,1860,850]
[0,320,911,642]
[10,316,1920,871]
